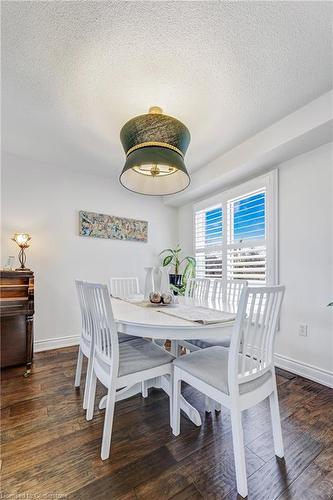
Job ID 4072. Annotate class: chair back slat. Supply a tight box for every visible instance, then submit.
[185,278,210,302]
[227,280,247,306]
[85,282,119,371]
[75,280,91,342]
[109,277,140,298]
[212,279,224,303]
[212,279,247,306]
[228,285,285,391]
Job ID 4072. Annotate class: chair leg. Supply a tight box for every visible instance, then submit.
[142,381,148,398]
[101,387,116,460]
[269,386,284,458]
[205,396,222,413]
[172,368,181,436]
[83,355,93,410]
[168,374,173,430]
[86,370,97,421]
[205,395,212,413]
[215,402,222,413]
[74,347,83,387]
[230,406,248,498]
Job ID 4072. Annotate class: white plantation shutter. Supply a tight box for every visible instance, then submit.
[194,171,277,288]
[195,205,223,279]
[227,189,266,284]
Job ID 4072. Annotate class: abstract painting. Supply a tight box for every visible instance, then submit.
[79,211,148,242]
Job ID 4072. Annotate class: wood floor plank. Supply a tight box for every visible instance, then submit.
[223,431,324,500]
[72,446,176,499]
[191,447,264,499]
[170,483,204,499]
[277,444,333,500]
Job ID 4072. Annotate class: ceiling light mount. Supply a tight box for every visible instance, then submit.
[119,106,191,196]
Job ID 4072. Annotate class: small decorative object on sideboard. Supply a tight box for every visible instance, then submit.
[0,270,34,376]
[4,256,15,270]
[11,233,31,271]
[160,245,196,295]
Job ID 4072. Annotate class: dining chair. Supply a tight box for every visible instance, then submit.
[74,280,138,408]
[85,282,174,460]
[182,279,248,352]
[109,277,140,298]
[184,278,210,302]
[172,285,285,498]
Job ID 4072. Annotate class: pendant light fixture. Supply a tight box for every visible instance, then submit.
[119,106,191,196]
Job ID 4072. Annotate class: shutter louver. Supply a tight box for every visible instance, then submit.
[195,205,223,279]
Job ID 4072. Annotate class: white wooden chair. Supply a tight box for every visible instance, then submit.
[109,277,140,298]
[183,279,248,352]
[184,278,210,302]
[172,285,285,498]
[74,280,138,408]
[85,282,174,460]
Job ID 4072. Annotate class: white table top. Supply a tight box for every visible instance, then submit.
[112,297,236,340]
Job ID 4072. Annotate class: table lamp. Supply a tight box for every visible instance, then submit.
[11,233,31,271]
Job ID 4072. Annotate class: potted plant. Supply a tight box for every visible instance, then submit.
[160,245,196,295]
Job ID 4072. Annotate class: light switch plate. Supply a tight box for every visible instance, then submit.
[298,324,308,337]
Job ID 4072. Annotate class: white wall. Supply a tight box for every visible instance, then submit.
[1,152,178,350]
[178,142,333,385]
[277,142,333,383]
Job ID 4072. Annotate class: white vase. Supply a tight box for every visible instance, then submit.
[153,266,162,292]
[160,266,170,294]
[144,267,154,300]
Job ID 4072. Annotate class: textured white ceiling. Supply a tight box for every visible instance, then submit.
[2,1,332,177]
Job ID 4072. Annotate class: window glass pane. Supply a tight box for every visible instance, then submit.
[205,207,222,245]
[232,192,265,242]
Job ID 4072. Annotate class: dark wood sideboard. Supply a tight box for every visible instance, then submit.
[0,270,34,375]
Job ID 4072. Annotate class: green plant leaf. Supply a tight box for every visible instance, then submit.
[162,255,173,267]
[185,256,196,266]
[328,302,333,307]
[159,248,174,256]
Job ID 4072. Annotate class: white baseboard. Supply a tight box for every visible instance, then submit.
[34,335,80,352]
[275,353,333,389]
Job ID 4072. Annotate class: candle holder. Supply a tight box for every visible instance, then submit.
[11,233,31,271]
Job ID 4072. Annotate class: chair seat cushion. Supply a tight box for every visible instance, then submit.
[119,339,174,377]
[173,346,272,395]
[118,332,138,343]
[186,336,231,349]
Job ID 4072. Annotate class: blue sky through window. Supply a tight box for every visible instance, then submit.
[204,192,265,244]
[205,207,222,244]
[233,192,265,241]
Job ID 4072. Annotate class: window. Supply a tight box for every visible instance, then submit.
[227,189,266,284]
[194,171,277,287]
[195,205,223,279]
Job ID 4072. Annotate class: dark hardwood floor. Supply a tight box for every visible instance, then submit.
[1,346,333,499]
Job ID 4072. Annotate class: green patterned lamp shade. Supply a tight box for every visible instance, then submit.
[119,107,191,195]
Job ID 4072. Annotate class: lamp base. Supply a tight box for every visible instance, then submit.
[15,267,30,271]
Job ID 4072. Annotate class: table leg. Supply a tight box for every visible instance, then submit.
[170,340,180,357]
[98,375,202,427]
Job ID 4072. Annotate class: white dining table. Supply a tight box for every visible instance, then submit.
[99,297,236,426]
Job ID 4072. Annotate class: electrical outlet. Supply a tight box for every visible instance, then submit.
[298,324,308,337]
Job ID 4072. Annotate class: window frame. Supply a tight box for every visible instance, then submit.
[193,170,278,287]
